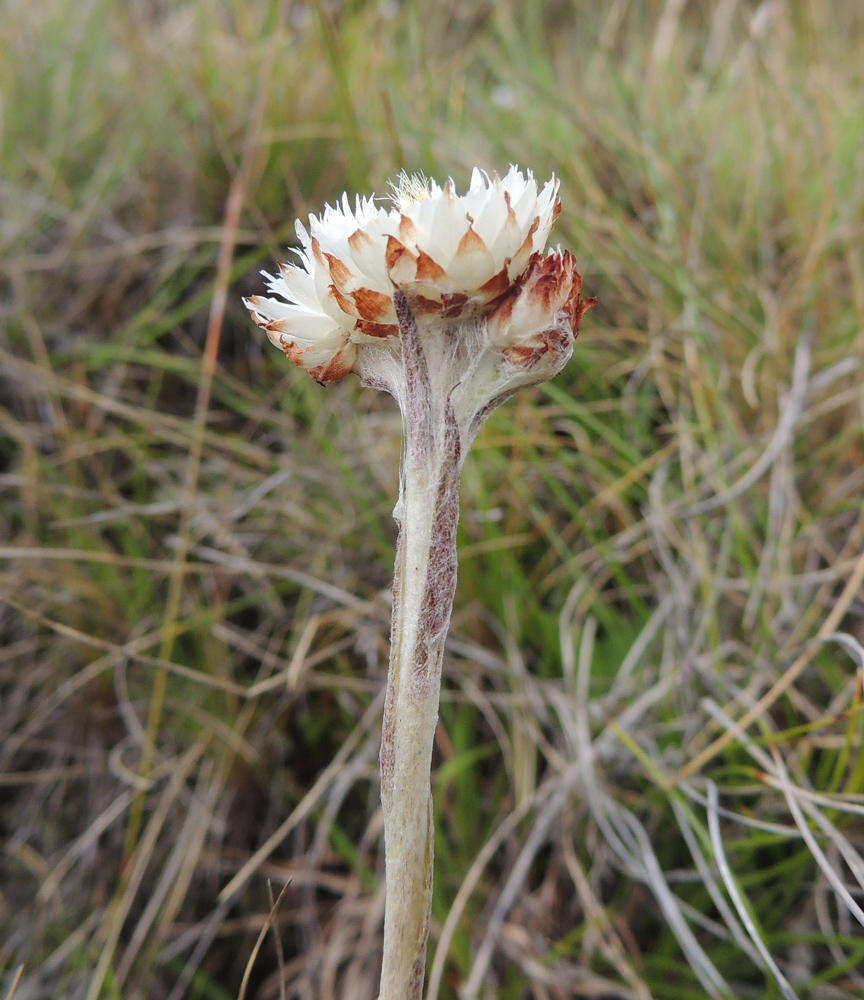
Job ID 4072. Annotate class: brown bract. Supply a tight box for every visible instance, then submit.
[328,283,357,316]
[502,327,570,368]
[245,301,358,385]
[352,287,394,322]
[281,334,357,384]
[355,319,399,338]
[305,349,357,384]
[477,263,512,301]
[245,301,291,343]
[325,252,354,290]
[489,250,596,368]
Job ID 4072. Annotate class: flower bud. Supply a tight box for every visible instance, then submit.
[487,249,595,372]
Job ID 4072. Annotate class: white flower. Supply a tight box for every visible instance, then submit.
[243,165,592,385]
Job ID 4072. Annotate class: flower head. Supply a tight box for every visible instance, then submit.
[244,166,593,387]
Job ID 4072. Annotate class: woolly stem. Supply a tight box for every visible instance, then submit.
[378,296,461,1000]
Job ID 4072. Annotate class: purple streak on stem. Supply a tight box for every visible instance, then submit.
[394,289,433,462]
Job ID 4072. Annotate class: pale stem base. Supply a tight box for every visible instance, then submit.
[377,375,461,999]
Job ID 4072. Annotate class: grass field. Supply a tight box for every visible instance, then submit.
[2,1,864,997]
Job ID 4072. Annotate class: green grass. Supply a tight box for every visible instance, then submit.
[2,1,864,998]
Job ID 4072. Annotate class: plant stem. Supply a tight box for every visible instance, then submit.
[378,297,461,1000]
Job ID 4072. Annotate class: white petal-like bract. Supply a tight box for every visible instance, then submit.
[245,166,592,383]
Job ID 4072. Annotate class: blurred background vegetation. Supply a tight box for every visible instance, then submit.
[2,1,864,997]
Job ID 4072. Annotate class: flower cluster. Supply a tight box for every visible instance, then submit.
[244,166,593,385]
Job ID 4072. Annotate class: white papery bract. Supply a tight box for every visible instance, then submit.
[244,165,592,385]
